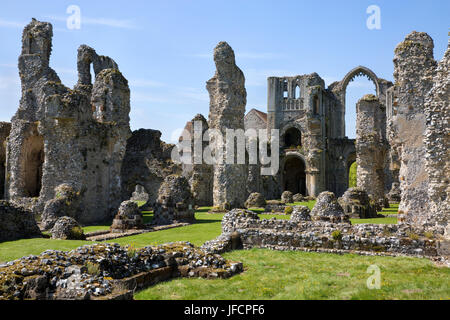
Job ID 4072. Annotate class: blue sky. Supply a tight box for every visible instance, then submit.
[0,0,448,141]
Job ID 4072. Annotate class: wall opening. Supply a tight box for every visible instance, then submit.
[313,95,319,115]
[23,135,44,197]
[130,184,150,207]
[283,156,306,195]
[295,85,301,99]
[348,161,357,188]
[344,76,377,139]
[283,127,302,148]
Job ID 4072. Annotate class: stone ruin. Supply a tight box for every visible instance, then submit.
[110,200,144,233]
[0,242,243,300]
[0,200,41,242]
[244,192,266,209]
[338,188,378,219]
[180,114,213,206]
[0,19,447,265]
[183,31,449,239]
[3,19,131,226]
[310,191,349,223]
[152,175,196,225]
[206,42,248,209]
[0,19,180,241]
[120,128,180,208]
[51,216,86,240]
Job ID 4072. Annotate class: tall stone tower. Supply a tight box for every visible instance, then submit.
[206,42,247,209]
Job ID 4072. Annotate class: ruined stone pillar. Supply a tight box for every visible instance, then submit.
[424,41,450,236]
[182,114,213,206]
[355,95,387,203]
[206,42,247,209]
[391,32,437,225]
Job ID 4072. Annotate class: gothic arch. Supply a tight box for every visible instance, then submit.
[340,66,380,97]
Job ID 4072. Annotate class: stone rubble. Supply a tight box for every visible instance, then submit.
[0,242,243,300]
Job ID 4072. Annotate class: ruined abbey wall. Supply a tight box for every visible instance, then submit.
[4,19,131,225]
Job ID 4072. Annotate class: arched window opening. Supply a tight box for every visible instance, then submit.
[344,75,377,139]
[295,85,301,99]
[283,127,302,149]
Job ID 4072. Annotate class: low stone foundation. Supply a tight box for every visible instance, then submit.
[202,209,448,265]
[0,242,243,300]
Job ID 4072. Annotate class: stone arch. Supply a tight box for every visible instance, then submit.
[346,151,357,187]
[340,66,380,96]
[333,66,380,139]
[281,153,307,195]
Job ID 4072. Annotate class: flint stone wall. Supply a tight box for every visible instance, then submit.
[0,242,243,300]
[207,42,247,209]
[0,122,11,199]
[180,114,213,206]
[5,19,131,225]
[0,200,42,242]
[120,129,180,207]
[202,209,443,258]
[355,95,388,203]
[424,40,450,236]
[390,31,437,226]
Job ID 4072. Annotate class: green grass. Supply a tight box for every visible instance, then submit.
[349,162,357,188]
[351,217,398,224]
[135,248,450,300]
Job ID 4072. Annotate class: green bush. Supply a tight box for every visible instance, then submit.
[332,230,343,241]
[408,232,420,241]
[86,261,100,276]
[284,206,293,215]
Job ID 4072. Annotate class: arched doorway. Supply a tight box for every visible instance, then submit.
[348,161,357,188]
[283,156,306,195]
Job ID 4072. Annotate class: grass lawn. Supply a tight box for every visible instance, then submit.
[135,248,450,300]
